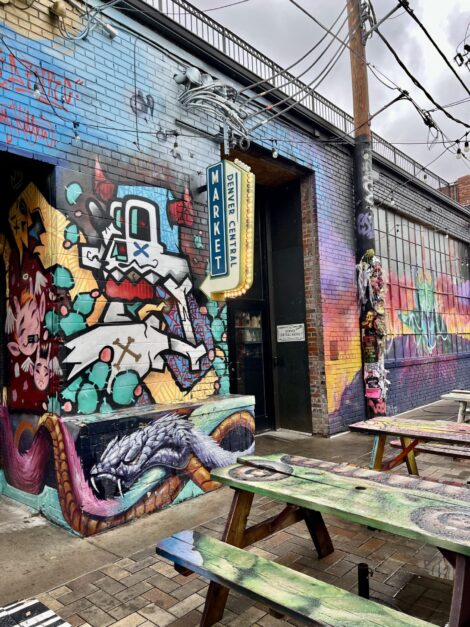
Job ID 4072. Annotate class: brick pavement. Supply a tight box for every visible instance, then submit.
[33,442,470,627]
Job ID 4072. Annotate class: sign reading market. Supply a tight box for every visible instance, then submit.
[201,159,255,300]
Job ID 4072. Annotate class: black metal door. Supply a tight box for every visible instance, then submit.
[268,182,311,432]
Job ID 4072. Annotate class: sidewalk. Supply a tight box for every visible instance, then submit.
[1,400,466,626]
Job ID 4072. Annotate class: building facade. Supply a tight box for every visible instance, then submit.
[0,0,469,533]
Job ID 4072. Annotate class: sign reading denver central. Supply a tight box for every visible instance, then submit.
[202,160,255,301]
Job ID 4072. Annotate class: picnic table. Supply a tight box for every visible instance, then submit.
[350,417,470,475]
[158,453,470,626]
[441,390,470,423]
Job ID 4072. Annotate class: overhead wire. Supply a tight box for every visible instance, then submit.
[427,96,470,112]
[239,5,347,97]
[397,0,470,97]
[374,131,469,212]
[245,15,351,123]
[288,0,470,162]
[374,29,470,130]
[57,0,120,41]
[4,0,465,185]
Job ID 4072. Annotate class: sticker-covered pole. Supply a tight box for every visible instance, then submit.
[347,0,388,419]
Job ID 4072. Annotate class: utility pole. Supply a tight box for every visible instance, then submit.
[347,0,388,419]
[347,0,375,258]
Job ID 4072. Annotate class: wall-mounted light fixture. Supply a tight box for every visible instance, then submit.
[49,0,67,17]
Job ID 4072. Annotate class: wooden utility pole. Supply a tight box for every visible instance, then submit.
[347,0,375,258]
[347,0,387,419]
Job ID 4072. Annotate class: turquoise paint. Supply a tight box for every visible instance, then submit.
[0,471,74,534]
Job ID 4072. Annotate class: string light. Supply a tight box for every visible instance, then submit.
[456,140,462,159]
[33,82,41,100]
[465,133,470,153]
[73,121,80,142]
[271,140,278,159]
[170,134,182,159]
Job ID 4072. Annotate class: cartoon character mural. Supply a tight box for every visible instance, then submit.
[0,160,251,535]
[52,160,228,412]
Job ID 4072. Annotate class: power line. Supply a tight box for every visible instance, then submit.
[242,8,348,101]
[397,0,470,97]
[245,15,350,122]
[249,33,353,131]
[198,0,251,11]
[374,132,469,212]
[427,96,470,112]
[375,29,470,130]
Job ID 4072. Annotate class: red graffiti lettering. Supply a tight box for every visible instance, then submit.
[0,101,56,148]
[0,47,83,110]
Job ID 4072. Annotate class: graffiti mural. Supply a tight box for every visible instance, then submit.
[0,399,255,535]
[3,160,230,414]
[397,270,450,355]
[0,160,251,534]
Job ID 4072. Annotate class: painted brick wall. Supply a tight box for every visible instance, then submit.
[1,1,469,434]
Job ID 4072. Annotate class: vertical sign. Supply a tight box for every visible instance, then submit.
[207,162,228,277]
[201,159,255,301]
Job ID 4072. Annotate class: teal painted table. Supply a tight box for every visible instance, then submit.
[201,454,470,627]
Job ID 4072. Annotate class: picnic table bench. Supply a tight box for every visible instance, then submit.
[350,417,470,475]
[441,390,470,423]
[156,453,470,626]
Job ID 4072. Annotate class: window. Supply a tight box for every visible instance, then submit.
[372,206,470,361]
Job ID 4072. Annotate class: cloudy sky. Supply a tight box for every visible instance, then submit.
[188,0,470,183]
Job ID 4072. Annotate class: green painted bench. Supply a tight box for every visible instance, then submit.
[157,529,431,626]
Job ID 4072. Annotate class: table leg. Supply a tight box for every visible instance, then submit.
[400,436,419,476]
[200,489,254,627]
[457,401,467,423]
[302,509,334,558]
[369,434,386,470]
[449,554,470,627]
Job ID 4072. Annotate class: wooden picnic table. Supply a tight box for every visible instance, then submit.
[349,417,470,475]
[441,390,470,423]
[198,453,470,627]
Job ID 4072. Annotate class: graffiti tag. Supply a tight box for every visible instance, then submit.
[0,102,56,147]
[0,49,84,109]
[129,90,155,121]
[356,211,374,238]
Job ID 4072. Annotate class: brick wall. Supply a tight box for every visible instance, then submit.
[1,1,469,434]
[456,175,470,207]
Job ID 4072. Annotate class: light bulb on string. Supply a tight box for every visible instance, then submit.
[271,140,278,159]
[72,121,80,142]
[33,82,41,100]
[456,140,462,159]
[170,134,182,160]
[464,134,469,153]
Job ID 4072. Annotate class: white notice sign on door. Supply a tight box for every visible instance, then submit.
[276,323,305,343]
